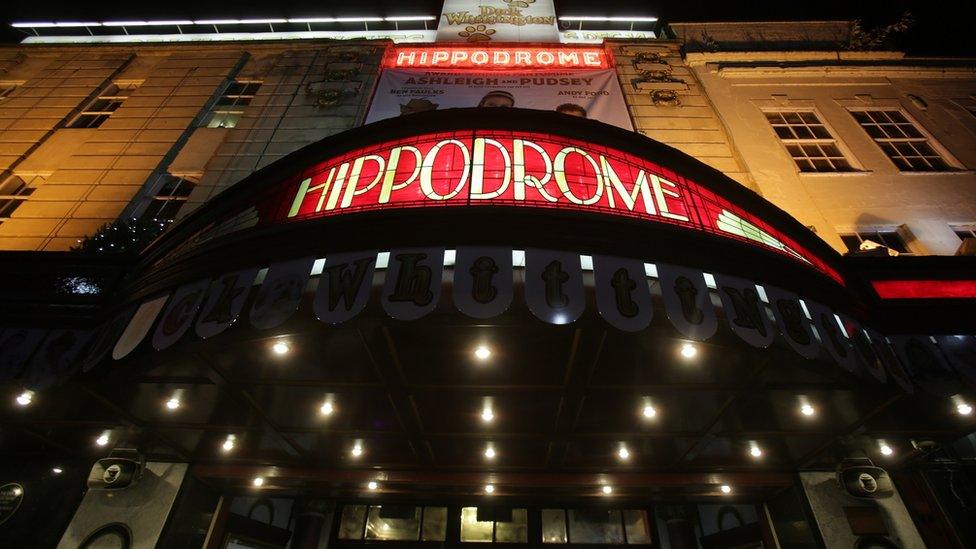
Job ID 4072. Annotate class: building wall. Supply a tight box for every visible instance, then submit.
[0,41,384,251]
[687,51,976,254]
[0,37,974,257]
[608,41,758,192]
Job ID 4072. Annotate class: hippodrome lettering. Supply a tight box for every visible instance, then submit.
[280,131,841,284]
[390,47,607,70]
[286,137,688,222]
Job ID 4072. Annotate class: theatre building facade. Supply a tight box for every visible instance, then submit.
[0,8,975,548]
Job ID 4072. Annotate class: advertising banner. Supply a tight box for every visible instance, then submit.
[365,68,633,131]
[436,0,559,43]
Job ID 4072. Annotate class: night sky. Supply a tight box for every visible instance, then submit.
[1,0,972,55]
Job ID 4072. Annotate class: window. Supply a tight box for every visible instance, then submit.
[849,109,952,171]
[203,80,261,128]
[950,225,976,241]
[0,174,36,222]
[338,505,446,541]
[839,229,911,254]
[764,111,855,172]
[543,508,652,545]
[460,506,528,543]
[140,176,196,222]
[68,84,132,128]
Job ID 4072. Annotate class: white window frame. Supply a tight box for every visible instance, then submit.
[837,225,916,255]
[847,107,962,172]
[68,82,136,129]
[762,108,861,173]
[203,79,262,129]
[949,224,976,242]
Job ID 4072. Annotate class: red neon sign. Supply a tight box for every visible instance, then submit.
[386,46,609,70]
[872,280,976,299]
[269,131,842,284]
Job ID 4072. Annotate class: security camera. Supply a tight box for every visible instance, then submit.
[87,448,145,490]
[837,458,893,499]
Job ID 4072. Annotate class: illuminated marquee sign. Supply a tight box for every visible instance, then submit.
[386,46,610,70]
[276,131,841,283]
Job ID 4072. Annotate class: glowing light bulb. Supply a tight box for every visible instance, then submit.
[680,343,697,359]
[484,484,495,494]
[617,446,630,460]
[642,404,657,419]
[800,403,815,417]
[222,435,236,452]
[52,467,63,474]
[602,485,613,495]
[481,407,494,423]
[879,442,893,456]
[95,433,110,447]
[474,345,491,360]
[749,444,763,458]
[957,402,973,416]
[720,485,732,494]
[253,476,264,487]
[351,443,364,457]
[272,341,290,355]
[15,390,33,407]
[165,397,180,410]
[367,481,378,490]
[320,401,334,416]
[484,445,496,459]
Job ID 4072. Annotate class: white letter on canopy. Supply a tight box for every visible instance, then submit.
[471,138,511,200]
[379,146,422,204]
[420,139,470,200]
[554,147,604,205]
[512,139,557,202]
[340,154,385,208]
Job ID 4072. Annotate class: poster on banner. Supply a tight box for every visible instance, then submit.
[436,0,559,42]
[365,68,634,131]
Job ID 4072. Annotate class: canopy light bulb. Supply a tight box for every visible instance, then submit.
[272,341,290,355]
[617,446,631,460]
[602,485,613,495]
[474,345,491,360]
[253,476,264,487]
[800,403,816,417]
[351,444,364,457]
[165,397,180,410]
[484,445,496,459]
[680,343,697,359]
[52,467,63,474]
[15,390,33,407]
[320,401,334,416]
[481,407,494,423]
[957,402,973,416]
[222,435,236,452]
[720,484,732,494]
[484,484,495,494]
[642,404,657,419]
[749,444,763,458]
[879,442,893,456]
[367,481,378,490]
[95,433,110,447]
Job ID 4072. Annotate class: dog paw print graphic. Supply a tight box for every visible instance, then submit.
[458,25,496,42]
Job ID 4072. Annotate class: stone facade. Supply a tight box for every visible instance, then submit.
[0,29,973,257]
